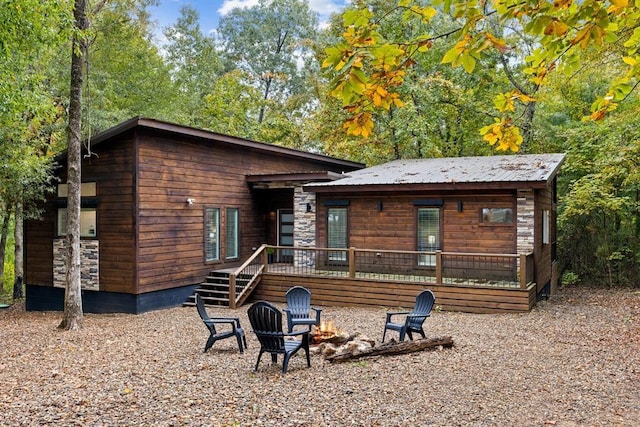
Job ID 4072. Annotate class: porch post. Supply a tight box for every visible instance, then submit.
[261,246,269,273]
[348,247,356,278]
[435,251,443,284]
[519,253,527,289]
[229,274,237,309]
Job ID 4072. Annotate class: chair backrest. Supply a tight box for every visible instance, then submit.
[247,301,286,352]
[285,286,311,318]
[408,290,435,328]
[196,293,217,334]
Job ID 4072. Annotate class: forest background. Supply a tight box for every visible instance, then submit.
[1,0,639,304]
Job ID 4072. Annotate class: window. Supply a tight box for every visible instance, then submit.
[481,208,513,224]
[417,208,440,266]
[57,182,97,197]
[56,181,98,237]
[327,207,348,261]
[205,208,220,262]
[543,210,550,245]
[226,208,239,260]
[57,208,97,237]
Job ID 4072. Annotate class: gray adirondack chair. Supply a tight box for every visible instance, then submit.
[196,293,247,353]
[382,289,435,342]
[247,301,311,374]
[283,286,322,333]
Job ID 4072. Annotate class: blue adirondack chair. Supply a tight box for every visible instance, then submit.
[247,301,311,374]
[382,289,435,342]
[283,286,322,333]
[196,293,247,353]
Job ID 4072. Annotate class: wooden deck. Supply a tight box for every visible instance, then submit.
[233,246,538,313]
[252,273,536,313]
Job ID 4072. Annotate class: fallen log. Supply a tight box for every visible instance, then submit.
[325,336,454,363]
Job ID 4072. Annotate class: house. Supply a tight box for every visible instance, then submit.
[24,117,364,313]
[252,153,565,313]
[25,116,565,314]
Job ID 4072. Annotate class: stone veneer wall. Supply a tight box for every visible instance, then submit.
[293,186,316,267]
[516,189,535,254]
[53,239,99,291]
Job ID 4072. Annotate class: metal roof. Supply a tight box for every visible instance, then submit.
[305,154,566,191]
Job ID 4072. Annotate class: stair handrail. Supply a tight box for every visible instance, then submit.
[228,244,267,308]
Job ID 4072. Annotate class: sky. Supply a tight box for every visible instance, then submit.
[150,0,350,37]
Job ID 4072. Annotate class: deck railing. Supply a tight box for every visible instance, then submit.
[228,244,266,308]
[262,246,534,289]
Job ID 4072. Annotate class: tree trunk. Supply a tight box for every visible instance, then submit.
[13,202,23,299]
[0,208,11,291]
[59,0,88,330]
[326,336,454,363]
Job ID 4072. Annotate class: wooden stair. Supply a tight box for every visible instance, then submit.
[184,270,255,307]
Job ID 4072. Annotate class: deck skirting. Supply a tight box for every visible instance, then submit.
[253,273,536,313]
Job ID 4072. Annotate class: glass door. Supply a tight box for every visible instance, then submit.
[277,209,294,263]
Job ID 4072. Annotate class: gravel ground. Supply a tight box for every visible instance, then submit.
[0,286,638,427]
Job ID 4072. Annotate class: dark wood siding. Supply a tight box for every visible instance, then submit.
[316,193,516,254]
[135,132,354,294]
[24,204,55,286]
[534,186,553,292]
[24,134,136,293]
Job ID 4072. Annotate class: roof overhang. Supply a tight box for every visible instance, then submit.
[247,171,344,189]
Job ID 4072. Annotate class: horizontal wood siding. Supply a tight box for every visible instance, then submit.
[316,193,516,254]
[24,135,136,293]
[135,132,355,294]
[24,206,56,286]
[254,274,536,313]
[535,187,553,292]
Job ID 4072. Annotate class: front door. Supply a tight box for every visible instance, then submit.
[278,209,294,263]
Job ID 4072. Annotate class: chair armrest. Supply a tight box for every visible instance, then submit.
[284,330,309,338]
[406,314,429,320]
[385,311,410,322]
[207,317,242,328]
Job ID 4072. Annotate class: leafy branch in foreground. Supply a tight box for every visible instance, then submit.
[324,0,640,152]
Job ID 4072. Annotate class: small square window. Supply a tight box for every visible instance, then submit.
[57,208,97,237]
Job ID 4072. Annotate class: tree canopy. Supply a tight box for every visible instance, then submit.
[323,0,640,151]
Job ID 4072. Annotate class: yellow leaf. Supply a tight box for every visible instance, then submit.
[484,33,508,53]
[607,0,629,14]
[553,0,572,10]
[622,56,637,66]
[589,109,608,121]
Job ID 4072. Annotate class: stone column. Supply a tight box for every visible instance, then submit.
[293,186,316,267]
[516,189,535,254]
[53,238,99,290]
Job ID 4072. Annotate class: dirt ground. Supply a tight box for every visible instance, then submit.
[1,285,638,426]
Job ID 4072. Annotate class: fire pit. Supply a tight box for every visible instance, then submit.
[310,320,339,344]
